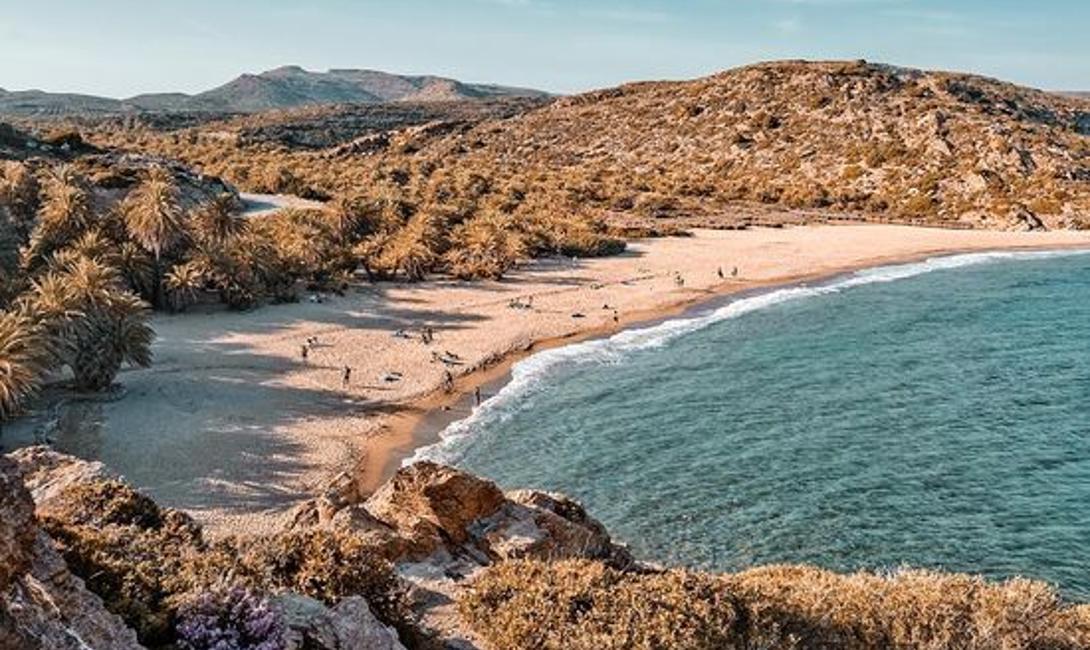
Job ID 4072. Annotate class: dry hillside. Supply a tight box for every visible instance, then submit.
[91,60,1090,232]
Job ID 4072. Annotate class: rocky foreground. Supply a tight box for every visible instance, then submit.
[2,448,1089,649]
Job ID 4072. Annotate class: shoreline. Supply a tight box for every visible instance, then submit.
[357,239,1090,493]
[10,224,1090,537]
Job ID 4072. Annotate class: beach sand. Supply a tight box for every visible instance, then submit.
[11,224,1090,536]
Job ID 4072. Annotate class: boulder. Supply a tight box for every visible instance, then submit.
[472,490,632,567]
[365,462,505,552]
[272,593,405,650]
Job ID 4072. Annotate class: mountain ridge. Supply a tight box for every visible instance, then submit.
[0,66,549,116]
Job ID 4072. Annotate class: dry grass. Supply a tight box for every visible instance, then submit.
[461,559,1090,650]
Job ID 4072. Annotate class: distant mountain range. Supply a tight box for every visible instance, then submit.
[0,66,549,116]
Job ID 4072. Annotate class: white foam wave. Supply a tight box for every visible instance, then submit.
[406,248,1088,466]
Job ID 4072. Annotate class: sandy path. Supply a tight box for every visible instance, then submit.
[8,224,1090,535]
[239,192,325,217]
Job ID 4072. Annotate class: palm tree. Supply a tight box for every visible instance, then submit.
[122,166,187,308]
[22,165,92,270]
[163,261,206,312]
[116,242,155,299]
[27,256,154,391]
[445,212,527,280]
[0,310,54,421]
[192,193,246,245]
[1,161,40,243]
[69,289,153,391]
[378,212,446,282]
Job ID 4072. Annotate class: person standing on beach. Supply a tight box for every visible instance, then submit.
[300,344,309,362]
[443,370,454,394]
[475,386,482,406]
[342,365,352,387]
[732,266,739,278]
[718,266,725,279]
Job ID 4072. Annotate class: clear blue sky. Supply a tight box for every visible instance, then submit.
[2,0,1087,97]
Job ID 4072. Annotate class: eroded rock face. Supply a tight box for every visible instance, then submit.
[1,451,143,650]
[0,456,35,590]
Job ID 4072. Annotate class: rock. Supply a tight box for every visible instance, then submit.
[472,490,633,567]
[272,593,405,650]
[365,462,505,553]
[7,446,113,516]
[1,452,143,649]
[0,456,36,590]
[1010,205,1046,231]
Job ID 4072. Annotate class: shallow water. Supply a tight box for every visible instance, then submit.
[415,251,1090,598]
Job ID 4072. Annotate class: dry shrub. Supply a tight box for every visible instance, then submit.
[462,559,1090,650]
[460,560,741,650]
[231,529,407,624]
[40,479,408,647]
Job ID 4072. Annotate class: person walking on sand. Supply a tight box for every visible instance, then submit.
[474,386,482,406]
[443,370,454,394]
[300,343,309,362]
[717,266,724,279]
[342,365,352,387]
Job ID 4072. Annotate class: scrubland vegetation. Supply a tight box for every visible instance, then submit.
[462,559,1090,650]
[88,61,1090,233]
[39,477,408,647]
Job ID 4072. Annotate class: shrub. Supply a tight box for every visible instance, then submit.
[175,586,286,650]
[460,560,740,650]
[462,559,1090,650]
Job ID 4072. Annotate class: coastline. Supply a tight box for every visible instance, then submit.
[358,238,1090,493]
[10,223,1090,537]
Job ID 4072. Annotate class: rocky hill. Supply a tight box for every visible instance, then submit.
[0,66,549,117]
[99,60,1090,232]
[336,60,1090,231]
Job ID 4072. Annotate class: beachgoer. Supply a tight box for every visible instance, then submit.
[717,266,725,279]
[443,370,454,393]
[474,386,481,406]
[342,366,352,387]
[300,344,309,361]
[613,310,619,324]
[732,266,739,277]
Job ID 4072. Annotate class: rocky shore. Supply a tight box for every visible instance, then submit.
[4,447,1089,649]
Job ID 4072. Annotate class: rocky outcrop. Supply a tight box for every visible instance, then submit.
[294,461,632,569]
[0,452,142,650]
[7,446,114,515]
[272,594,406,650]
[289,462,634,647]
[0,456,36,590]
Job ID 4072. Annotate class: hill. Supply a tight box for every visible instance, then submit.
[0,66,548,116]
[107,60,1090,232]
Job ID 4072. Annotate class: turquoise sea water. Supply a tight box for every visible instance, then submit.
[414,251,1090,598]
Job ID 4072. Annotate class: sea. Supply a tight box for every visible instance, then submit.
[412,250,1090,598]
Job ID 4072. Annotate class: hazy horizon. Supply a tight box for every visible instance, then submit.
[3,0,1089,97]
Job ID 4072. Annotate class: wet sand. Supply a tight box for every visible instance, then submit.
[7,224,1090,536]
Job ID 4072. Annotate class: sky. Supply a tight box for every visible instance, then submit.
[1,0,1088,97]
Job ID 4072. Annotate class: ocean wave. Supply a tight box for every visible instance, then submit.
[406,248,1089,466]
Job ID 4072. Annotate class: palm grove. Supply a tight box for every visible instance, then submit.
[0,154,621,426]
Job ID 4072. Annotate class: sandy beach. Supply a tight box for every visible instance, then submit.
[9,224,1090,536]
